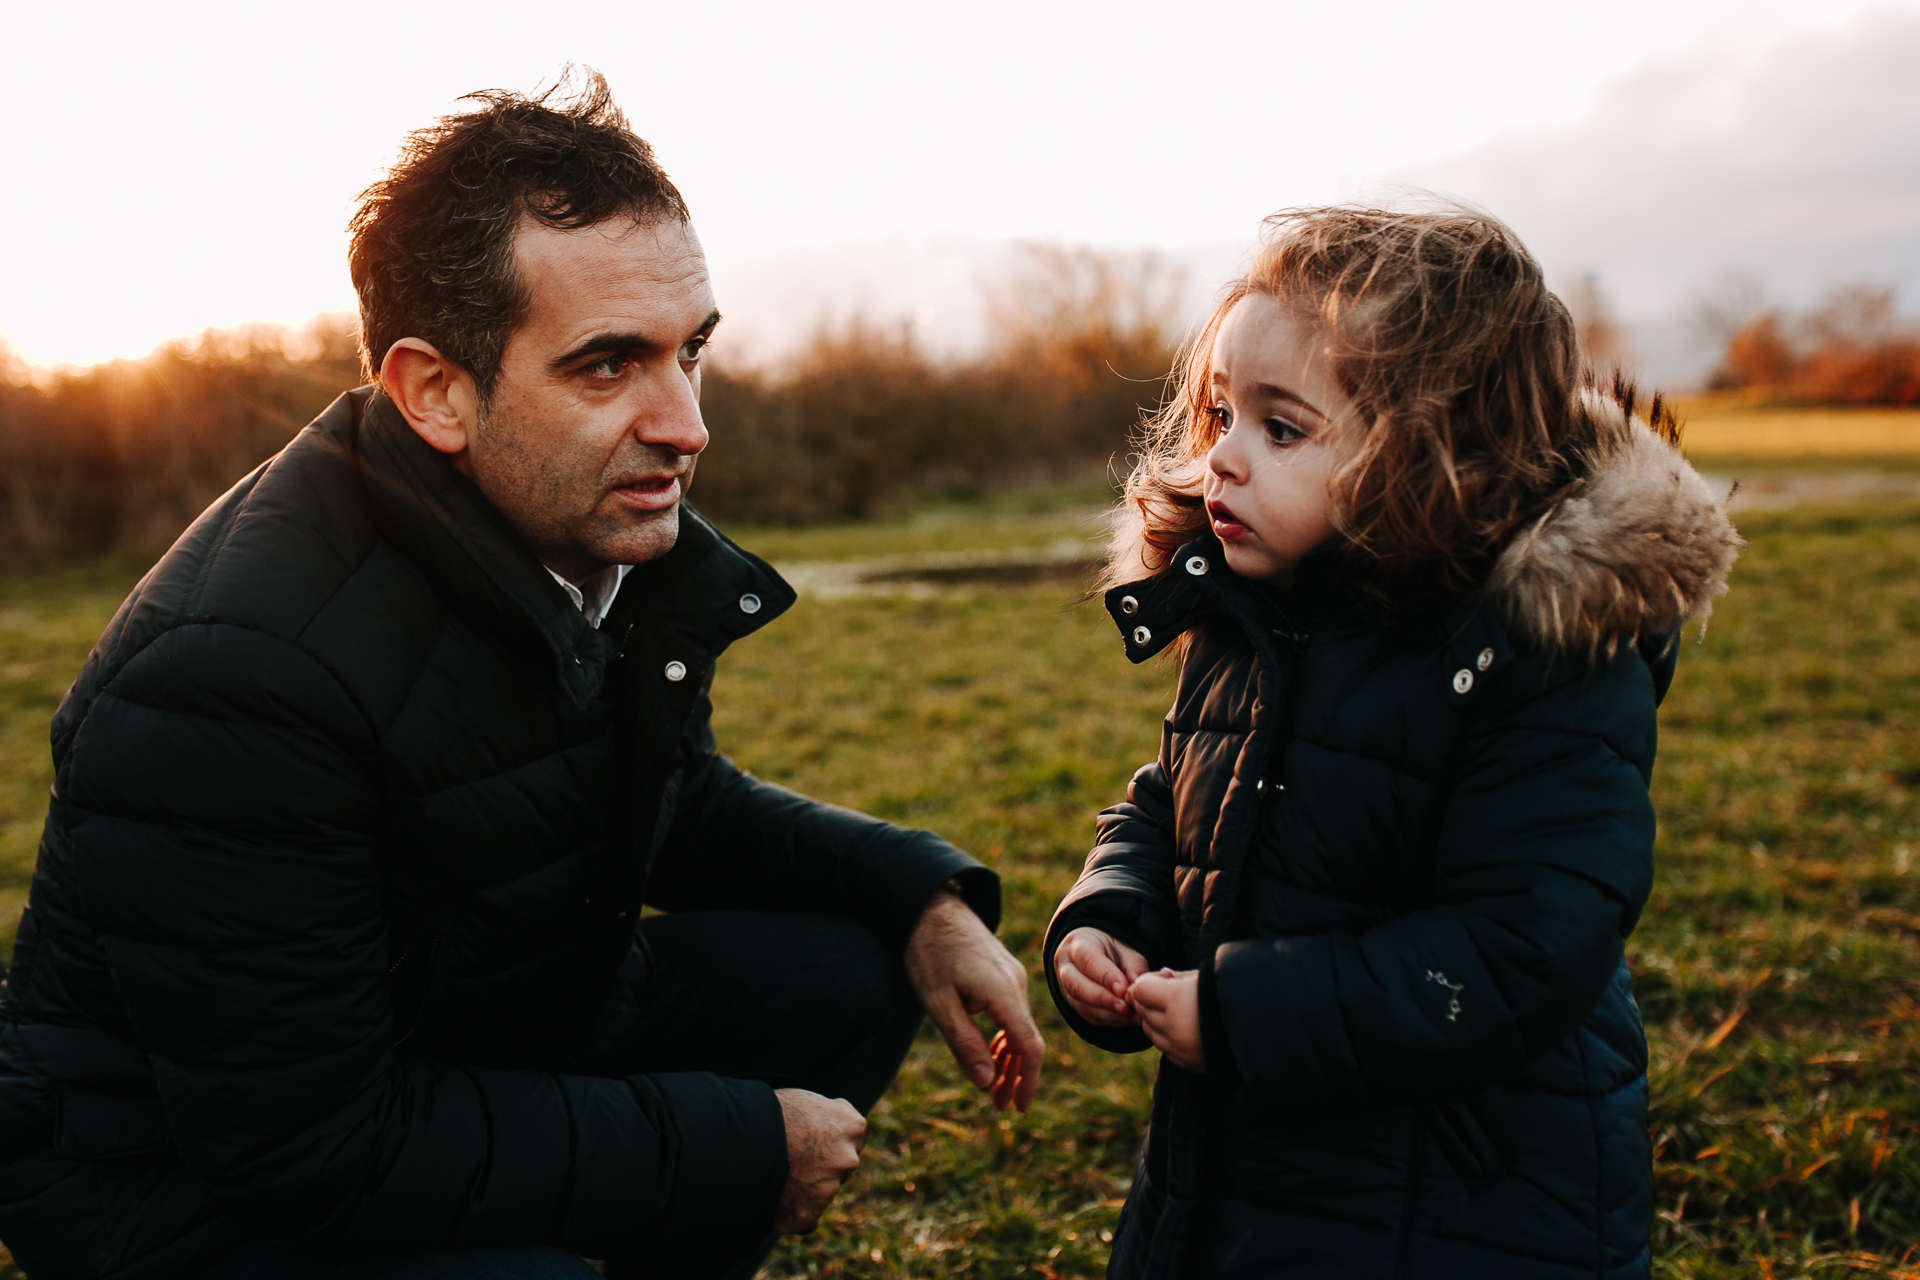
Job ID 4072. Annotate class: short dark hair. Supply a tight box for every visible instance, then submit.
[348,68,690,401]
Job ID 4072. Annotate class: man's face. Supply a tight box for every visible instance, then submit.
[465,216,717,580]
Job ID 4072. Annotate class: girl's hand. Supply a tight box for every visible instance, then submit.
[1055,927,1150,1027]
[1129,968,1205,1073]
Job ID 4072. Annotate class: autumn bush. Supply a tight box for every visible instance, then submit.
[1711,284,1920,406]
[0,245,1183,564]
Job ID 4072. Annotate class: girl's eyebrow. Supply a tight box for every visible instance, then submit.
[1214,372,1327,420]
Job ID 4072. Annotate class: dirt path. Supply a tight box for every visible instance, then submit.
[1702,470,1920,510]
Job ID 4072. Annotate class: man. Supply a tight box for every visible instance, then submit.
[0,74,1041,1280]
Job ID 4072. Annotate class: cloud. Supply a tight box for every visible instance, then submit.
[1418,5,1920,380]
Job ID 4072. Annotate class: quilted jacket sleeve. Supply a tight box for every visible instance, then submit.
[1040,746,1186,1054]
[647,717,999,950]
[1205,647,1662,1100]
[61,623,786,1259]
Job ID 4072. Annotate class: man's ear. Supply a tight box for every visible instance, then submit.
[380,338,479,462]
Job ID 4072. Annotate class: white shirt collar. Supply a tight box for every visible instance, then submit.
[546,563,632,629]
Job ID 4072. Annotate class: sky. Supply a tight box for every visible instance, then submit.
[3,0,1915,382]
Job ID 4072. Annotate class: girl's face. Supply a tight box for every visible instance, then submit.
[1203,292,1353,585]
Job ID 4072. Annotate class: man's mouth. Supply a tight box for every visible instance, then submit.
[613,474,682,513]
[1207,500,1249,541]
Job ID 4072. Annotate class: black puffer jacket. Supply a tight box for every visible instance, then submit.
[1044,419,1740,1278]
[0,389,992,1280]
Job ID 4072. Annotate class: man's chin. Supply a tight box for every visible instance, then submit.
[594,505,682,567]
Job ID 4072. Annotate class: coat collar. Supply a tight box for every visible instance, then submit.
[1102,534,1518,709]
[333,388,793,710]
[1102,534,1360,665]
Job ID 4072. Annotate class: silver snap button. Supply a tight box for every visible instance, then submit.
[1476,647,1495,672]
[739,593,762,614]
[1120,595,1139,616]
[1255,778,1265,792]
[1452,668,1474,694]
[664,660,688,683]
[1186,556,1209,576]
[1132,625,1152,646]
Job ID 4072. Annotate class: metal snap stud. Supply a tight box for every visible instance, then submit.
[739,593,762,614]
[664,660,688,683]
[1132,625,1152,646]
[1120,595,1139,616]
[1476,647,1495,672]
[1186,556,1209,576]
[1452,668,1474,694]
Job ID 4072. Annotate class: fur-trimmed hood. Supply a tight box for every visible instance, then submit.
[1489,396,1743,653]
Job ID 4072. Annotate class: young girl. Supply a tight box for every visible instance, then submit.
[1043,207,1741,1279]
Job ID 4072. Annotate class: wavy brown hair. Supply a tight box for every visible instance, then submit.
[1108,205,1671,603]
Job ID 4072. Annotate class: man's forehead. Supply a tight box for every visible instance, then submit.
[512,214,714,332]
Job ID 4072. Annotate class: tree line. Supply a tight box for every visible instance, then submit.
[1705,281,1920,405]
[0,246,1185,566]
[10,260,1912,567]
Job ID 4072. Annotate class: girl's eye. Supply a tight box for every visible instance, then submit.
[1206,403,1231,426]
[1265,417,1307,446]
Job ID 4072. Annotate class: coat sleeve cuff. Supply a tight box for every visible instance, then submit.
[879,836,1000,952]
[1041,897,1156,1054]
[650,1073,789,1239]
[1197,950,1240,1093]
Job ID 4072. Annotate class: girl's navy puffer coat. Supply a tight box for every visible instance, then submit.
[1044,417,1741,1279]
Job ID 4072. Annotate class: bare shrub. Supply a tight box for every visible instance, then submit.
[2,249,1186,558]
[689,246,1186,526]
[0,317,362,564]
[1708,281,1920,405]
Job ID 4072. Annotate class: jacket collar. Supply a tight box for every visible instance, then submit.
[337,388,792,709]
[1102,534,1361,665]
[1102,534,1522,707]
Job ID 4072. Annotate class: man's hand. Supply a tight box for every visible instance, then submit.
[1054,927,1150,1028]
[773,1088,867,1234]
[904,890,1045,1111]
[1130,968,1205,1073]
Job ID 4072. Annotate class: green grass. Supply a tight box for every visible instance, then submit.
[2,499,1918,1277]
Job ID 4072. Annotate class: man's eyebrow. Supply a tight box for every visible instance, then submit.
[548,311,723,374]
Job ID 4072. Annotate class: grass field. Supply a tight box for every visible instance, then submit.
[1678,400,1920,468]
[2,483,1918,1277]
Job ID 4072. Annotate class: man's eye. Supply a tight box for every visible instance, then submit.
[678,336,708,363]
[586,355,628,379]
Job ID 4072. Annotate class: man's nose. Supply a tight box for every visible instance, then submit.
[638,369,710,458]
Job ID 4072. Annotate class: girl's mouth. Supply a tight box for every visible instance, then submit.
[1207,500,1249,542]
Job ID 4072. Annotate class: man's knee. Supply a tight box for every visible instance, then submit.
[783,915,922,1047]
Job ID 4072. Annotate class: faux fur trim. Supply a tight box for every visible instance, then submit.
[1489,398,1743,654]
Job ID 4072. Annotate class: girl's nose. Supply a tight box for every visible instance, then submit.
[1206,428,1246,484]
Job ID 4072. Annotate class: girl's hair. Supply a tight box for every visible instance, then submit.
[1108,204,1660,603]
